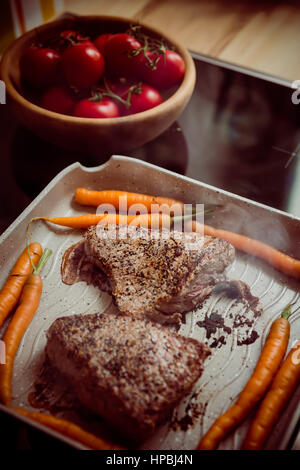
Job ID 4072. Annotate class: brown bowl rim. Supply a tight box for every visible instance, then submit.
[0,14,196,126]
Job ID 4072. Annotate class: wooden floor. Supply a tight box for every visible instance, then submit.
[64,0,300,82]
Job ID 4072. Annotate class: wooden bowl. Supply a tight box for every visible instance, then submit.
[0,15,196,155]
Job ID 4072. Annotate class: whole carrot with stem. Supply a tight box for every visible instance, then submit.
[14,408,125,450]
[243,340,300,450]
[197,304,293,450]
[0,248,52,406]
[187,221,300,281]
[0,243,42,329]
[74,188,184,212]
[28,210,209,231]
[28,213,171,230]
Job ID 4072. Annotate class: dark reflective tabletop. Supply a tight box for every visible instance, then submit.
[0,53,300,448]
[1,53,300,237]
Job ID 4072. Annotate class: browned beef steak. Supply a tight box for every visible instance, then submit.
[46,312,210,441]
[61,225,235,324]
[61,240,111,293]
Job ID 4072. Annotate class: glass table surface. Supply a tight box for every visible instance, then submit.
[0,52,299,449]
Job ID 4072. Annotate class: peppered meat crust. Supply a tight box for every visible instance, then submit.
[46,312,211,441]
[82,225,235,324]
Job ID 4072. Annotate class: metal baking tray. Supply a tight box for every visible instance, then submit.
[0,155,299,450]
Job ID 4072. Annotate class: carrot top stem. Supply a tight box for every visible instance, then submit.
[172,209,213,224]
[33,248,52,275]
[281,304,293,320]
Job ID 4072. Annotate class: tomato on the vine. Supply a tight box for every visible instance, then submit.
[41,85,76,115]
[62,41,105,88]
[118,83,163,115]
[54,30,87,52]
[19,25,181,118]
[20,47,61,89]
[94,33,114,54]
[73,96,120,118]
[104,77,135,97]
[139,49,185,89]
[60,30,85,41]
[103,33,143,78]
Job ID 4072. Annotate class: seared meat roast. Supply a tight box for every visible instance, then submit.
[61,225,235,324]
[46,312,210,441]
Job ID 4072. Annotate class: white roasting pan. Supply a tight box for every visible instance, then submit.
[0,155,299,450]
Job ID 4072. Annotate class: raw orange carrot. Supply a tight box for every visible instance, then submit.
[197,305,292,450]
[29,214,132,229]
[0,243,42,329]
[14,408,125,450]
[0,248,51,406]
[114,212,172,229]
[187,221,300,281]
[243,340,300,450]
[28,209,209,233]
[29,213,172,230]
[74,188,184,212]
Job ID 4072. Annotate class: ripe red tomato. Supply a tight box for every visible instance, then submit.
[119,83,163,115]
[139,50,185,89]
[94,33,114,54]
[62,41,105,88]
[20,47,61,89]
[40,85,76,115]
[73,97,120,118]
[103,33,143,78]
